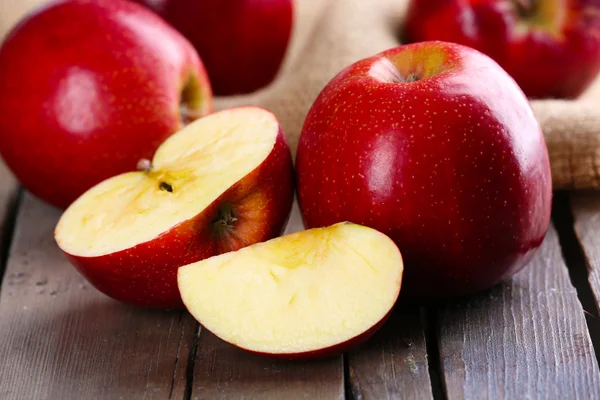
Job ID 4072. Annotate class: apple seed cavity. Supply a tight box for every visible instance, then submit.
[159,182,173,192]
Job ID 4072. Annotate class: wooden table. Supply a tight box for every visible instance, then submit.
[1,164,600,400]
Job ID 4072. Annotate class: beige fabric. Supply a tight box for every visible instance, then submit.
[2,0,599,189]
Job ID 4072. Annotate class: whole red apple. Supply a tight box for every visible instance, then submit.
[132,0,293,95]
[0,0,213,209]
[55,107,294,309]
[403,0,600,99]
[296,41,552,301]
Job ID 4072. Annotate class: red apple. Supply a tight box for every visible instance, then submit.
[296,41,552,301]
[178,222,404,360]
[0,0,213,209]
[55,107,294,309]
[132,0,293,95]
[403,0,600,99]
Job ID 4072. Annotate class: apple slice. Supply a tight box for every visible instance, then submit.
[55,107,294,309]
[177,222,403,359]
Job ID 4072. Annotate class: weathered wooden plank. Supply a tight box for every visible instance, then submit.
[0,193,196,400]
[571,191,600,313]
[191,328,344,399]
[437,224,600,399]
[347,307,434,400]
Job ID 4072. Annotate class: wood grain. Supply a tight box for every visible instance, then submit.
[437,224,600,399]
[0,194,196,400]
[346,307,434,400]
[571,192,600,313]
[190,328,344,400]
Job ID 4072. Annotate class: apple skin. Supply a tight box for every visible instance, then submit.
[239,308,393,360]
[296,41,552,301]
[0,0,213,209]
[61,125,294,310]
[132,0,293,96]
[403,0,600,99]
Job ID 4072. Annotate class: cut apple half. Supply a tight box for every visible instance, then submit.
[55,107,294,309]
[178,222,404,359]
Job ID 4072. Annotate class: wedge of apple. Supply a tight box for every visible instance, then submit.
[55,107,294,309]
[178,222,404,359]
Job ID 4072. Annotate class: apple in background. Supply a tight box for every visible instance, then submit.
[132,0,293,95]
[403,0,600,99]
[0,0,213,209]
[296,41,552,301]
[178,222,403,360]
[55,107,294,309]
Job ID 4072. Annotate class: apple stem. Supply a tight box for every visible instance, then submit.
[406,73,419,82]
[137,158,152,172]
[514,0,536,17]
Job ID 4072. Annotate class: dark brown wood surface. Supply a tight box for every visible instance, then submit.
[437,225,600,399]
[0,194,196,400]
[190,328,344,399]
[346,307,433,400]
[572,192,600,313]
[1,191,600,399]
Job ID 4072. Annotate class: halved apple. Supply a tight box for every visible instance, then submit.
[178,222,403,359]
[55,107,294,309]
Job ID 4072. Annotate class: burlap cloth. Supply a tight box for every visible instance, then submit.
[2,0,599,189]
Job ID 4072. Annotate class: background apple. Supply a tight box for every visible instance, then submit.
[55,107,294,309]
[296,41,552,301]
[0,0,213,209]
[133,0,293,96]
[403,0,600,99]
[178,222,403,360]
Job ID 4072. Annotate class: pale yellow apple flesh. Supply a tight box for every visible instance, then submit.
[55,107,279,257]
[177,223,403,356]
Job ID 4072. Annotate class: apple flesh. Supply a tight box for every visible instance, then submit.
[403,0,600,99]
[296,41,552,301]
[55,107,294,309]
[178,222,403,360]
[133,0,293,95]
[0,0,213,209]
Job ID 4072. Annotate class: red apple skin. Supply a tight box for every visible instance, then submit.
[132,0,293,96]
[0,0,213,209]
[296,41,552,301]
[61,124,294,310]
[403,0,600,99]
[241,308,394,360]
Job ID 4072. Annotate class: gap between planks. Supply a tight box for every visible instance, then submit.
[437,220,600,399]
[553,191,600,368]
[569,191,600,372]
[0,187,21,289]
[0,161,21,291]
